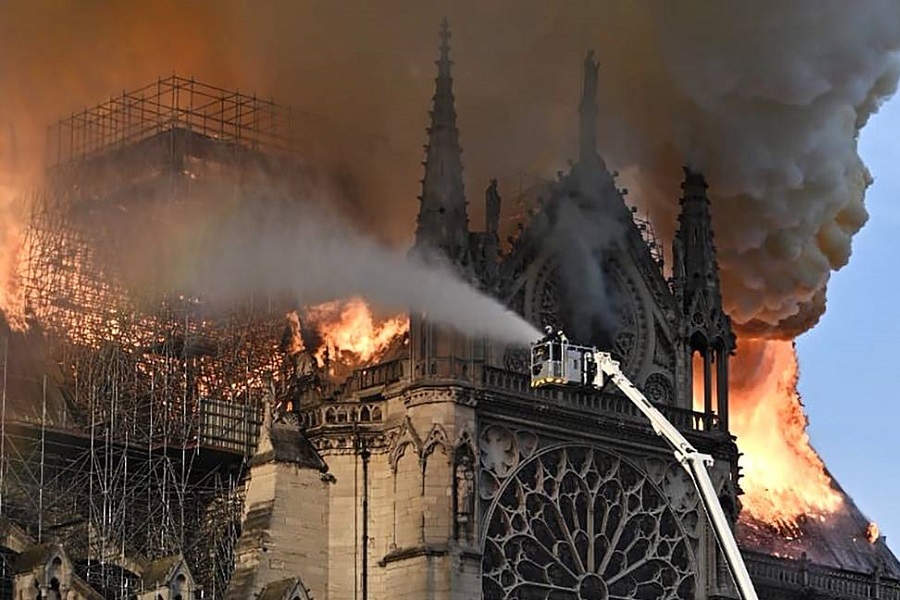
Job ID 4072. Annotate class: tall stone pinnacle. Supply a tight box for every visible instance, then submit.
[673,168,734,351]
[414,18,470,262]
[675,168,721,300]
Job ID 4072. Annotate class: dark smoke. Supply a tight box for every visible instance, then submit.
[0,1,898,341]
[529,167,626,344]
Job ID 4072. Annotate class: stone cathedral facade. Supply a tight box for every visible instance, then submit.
[6,19,900,600]
[231,20,747,600]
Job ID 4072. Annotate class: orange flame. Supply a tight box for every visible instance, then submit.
[866,522,880,544]
[304,297,408,366]
[728,338,843,527]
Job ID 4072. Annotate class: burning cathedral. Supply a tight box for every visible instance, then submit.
[0,19,898,600]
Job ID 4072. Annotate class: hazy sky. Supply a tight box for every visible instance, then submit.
[799,91,900,548]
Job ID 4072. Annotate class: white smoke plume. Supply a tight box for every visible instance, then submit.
[174,198,541,346]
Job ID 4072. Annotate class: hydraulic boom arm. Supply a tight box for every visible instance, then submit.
[593,351,759,600]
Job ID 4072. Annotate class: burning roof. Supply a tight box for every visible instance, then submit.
[738,474,900,578]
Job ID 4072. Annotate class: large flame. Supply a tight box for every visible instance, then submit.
[728,338,843,527]
[304,297,408,366]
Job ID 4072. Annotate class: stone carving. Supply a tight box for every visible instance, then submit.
[609,266,646,379]
[644,458,702,541]
[482,445,695,599]
[422,423,450,459]
[388,417,423,472]
[527,257,647,379]
[479,425,519,478]
[583,50,599,103]
[644,373,674,405]
[454,450,476,543]
[654,324,675,371]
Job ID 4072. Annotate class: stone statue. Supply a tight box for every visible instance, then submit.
[454,453,475,541]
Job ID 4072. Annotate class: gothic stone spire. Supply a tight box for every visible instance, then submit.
[674,168,726,317]
[414,18,470,261]
[673,168,735,427]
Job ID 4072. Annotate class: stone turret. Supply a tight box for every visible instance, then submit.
[225,402,329,600]
[672,168,735,427]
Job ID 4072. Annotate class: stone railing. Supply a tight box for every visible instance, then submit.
[300,361,717,435]
[480,366,717,433]
[349,359,405,392]
[744,550,900,600]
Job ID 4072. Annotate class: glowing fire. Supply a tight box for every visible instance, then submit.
[867,522,880,544]
[727,338,843,527]
[304,297,408,366]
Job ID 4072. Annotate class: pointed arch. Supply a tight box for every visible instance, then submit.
[454,426,479,463]
[388,417,423,473]
[422,423,451,459]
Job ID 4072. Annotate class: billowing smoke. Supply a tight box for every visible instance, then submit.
[529,167,626,344]
[1,1,898,340]
[598,2,900,336]
[169,197,540,346]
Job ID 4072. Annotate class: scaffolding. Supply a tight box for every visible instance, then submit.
[0,76,313,598]
[47,75,301,169]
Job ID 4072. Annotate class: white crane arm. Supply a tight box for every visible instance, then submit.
[593,351,759,600]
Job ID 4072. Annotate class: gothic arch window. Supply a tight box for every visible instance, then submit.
[172,573,188,600]
[482,445,695,599]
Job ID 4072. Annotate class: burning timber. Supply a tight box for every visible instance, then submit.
[0,29,898,600]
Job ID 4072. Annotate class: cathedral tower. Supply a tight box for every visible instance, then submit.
[672,168,735,428]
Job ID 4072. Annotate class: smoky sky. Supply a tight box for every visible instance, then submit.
[1,1,899,339]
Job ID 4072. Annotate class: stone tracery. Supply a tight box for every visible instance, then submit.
[482,445,695,600]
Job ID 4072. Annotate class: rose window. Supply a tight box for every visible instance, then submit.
[482,446,695,600]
